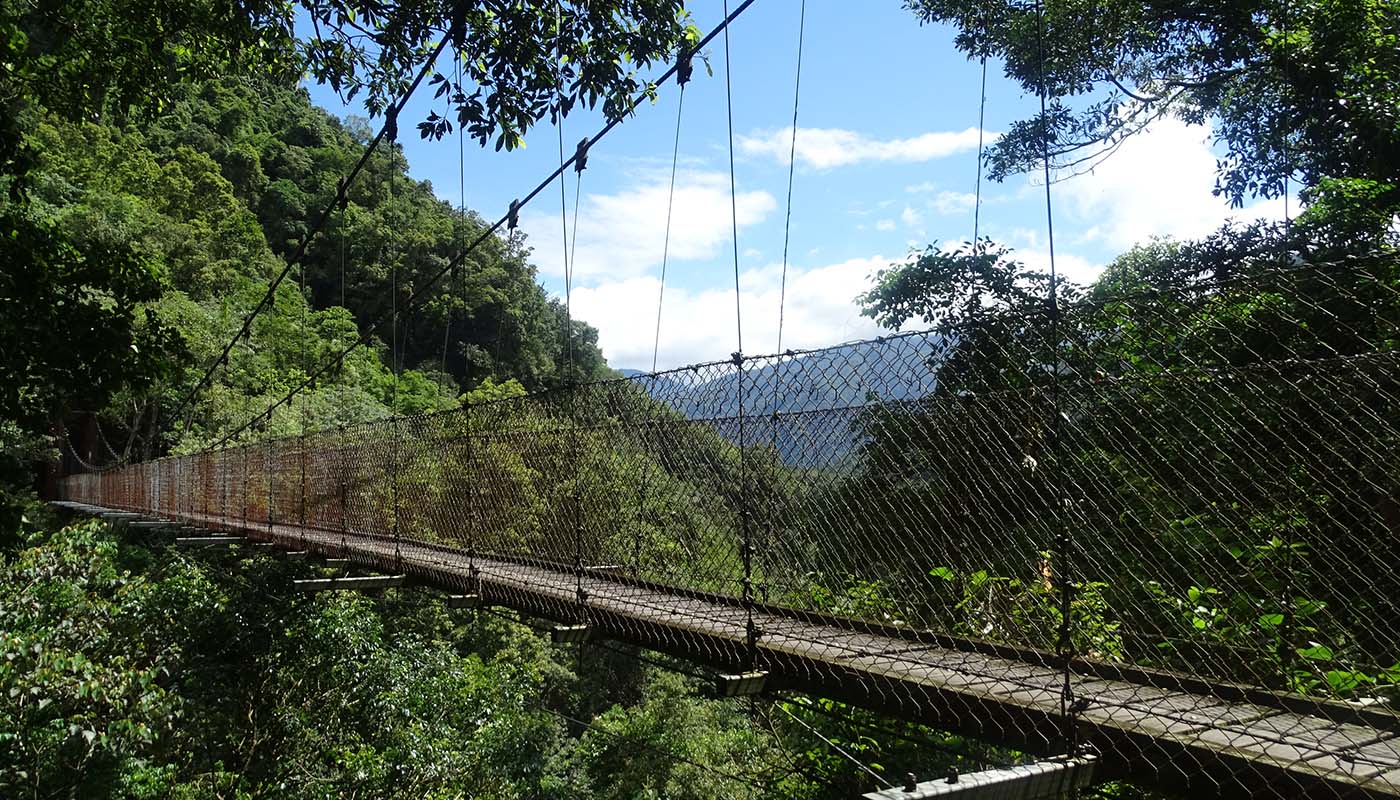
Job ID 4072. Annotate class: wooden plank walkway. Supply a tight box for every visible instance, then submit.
[56,501,1400,798]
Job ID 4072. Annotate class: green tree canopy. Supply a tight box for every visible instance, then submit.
[906,0,1400,232]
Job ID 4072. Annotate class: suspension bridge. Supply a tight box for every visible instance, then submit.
[44,0,1400,797]
[52,266,1400,798]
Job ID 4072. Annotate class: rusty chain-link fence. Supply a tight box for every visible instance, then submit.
[58,254,1400,796]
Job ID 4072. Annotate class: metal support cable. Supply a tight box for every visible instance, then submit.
[720,0,755,671]
[553,0,587,615]
[264,443,273,535]
[299,231,310,548]
[776,694,998,771]
[442,50,466,377]
[1033,0,1077,752]
[650,81,687,374]
[550,707,771,792]
[764,0,807,605]
[242,444,250,528]
[634,54,694,580]
[452,52,479,583]
[776,702,894,790]
[388,113,404,574]
[774,0,805,359]
[973,54,988,251]
[209,0,761,451]
[1276,0,1301,702]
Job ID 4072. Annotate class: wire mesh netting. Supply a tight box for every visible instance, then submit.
[57,255,1400,797]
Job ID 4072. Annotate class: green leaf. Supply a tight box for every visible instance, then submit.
[1325,670,1370,693]
[1295,644,1334,662]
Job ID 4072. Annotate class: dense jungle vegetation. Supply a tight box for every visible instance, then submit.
[4,0,1399,796]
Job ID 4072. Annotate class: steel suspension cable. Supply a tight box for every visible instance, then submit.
[763,0,806,603]
[1276,0,1302,705]
[413,602,776,791]
[635,54,694,582]
[207,0,761,449]
[441,49,464,377]
[635,52,693,580]
[299,214,311,548]
[1033,0,1078,755]
[650,74,688,373]
[776,702,894,790]
[775,694,997,771]
[553,0,588,618]
[973,53,988,251]
[720,0,757,674]
[774,0,805,360]
[388,110,404,573]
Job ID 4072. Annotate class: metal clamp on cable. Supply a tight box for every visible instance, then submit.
[507,199,520,231]
[573,137,590,173]
[677,49,694,86]
[449,8,465,51]
[336,177,348,211]
[385,106,398,142]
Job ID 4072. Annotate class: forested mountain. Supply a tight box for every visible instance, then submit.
[22,78,609,459]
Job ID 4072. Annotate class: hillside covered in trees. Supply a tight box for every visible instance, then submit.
[27,77,610,460]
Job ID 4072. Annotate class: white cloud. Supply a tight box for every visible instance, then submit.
[900,206,924,228]
[571,256,891,369]
[875,219,896,232]
[740,126,990,170]
[1016,246,1103,287]
[1055,119,1286,251]
[933,191,978,215]
[520,169,776,282]
[905,181,939,194]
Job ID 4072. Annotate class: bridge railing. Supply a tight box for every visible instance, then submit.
[59,254,1400,774]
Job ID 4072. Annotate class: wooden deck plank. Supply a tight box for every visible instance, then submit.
[75,503,1400,799]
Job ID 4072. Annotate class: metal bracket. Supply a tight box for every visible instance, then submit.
[446,593,481,609]
[174,536,245,547]
[716,671,768,698]
[861,755,1097,800]
[551,624,590,644]
[294,575,406,593]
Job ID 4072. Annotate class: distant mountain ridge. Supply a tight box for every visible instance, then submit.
[617,334,944,465]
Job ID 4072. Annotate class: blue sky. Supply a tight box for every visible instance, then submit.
[304,0,1284,371]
